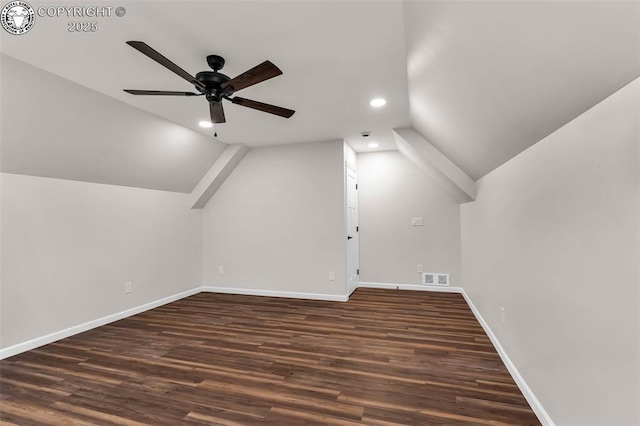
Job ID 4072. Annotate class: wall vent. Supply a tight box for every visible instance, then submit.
[423,272,449,286]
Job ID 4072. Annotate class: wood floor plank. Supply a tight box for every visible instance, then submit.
[0,288,540,424]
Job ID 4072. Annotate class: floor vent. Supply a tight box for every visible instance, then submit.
[423,273,449,286]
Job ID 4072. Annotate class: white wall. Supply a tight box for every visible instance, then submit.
[0,173,202,350]
[460,79,640,425]
[1,54,226,193]
[202,140,347,299]
[358,151,461,286]
[402,1,640,180]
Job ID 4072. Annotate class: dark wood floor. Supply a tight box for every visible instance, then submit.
[0,288,540,425]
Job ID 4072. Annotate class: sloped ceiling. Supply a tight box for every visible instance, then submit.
[1,1,638,191]
[403,0,640,180]
[1,1,409,153]
[1,55,227,193]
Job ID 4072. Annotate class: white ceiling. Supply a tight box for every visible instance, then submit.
[0,1,409,153]
[404,0,640,179]
[1,0,639,190]
[1,54,228,193]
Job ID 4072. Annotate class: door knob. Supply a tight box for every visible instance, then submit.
[347,236,353,240]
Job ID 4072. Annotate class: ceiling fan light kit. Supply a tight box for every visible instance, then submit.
[123,41,295,128]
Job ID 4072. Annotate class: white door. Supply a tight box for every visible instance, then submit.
[346,164,359,294]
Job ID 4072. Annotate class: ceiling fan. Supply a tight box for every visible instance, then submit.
[123,41,295,125]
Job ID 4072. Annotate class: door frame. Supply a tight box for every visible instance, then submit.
[345,161,359,296]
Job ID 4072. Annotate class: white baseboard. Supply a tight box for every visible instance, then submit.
[0,280,552,425]
[357,282,553,426]
[458,288,554,426]
[357,281,463,293]
[0,287,202,360]
[201,286,349,302]
[1,286,345,360]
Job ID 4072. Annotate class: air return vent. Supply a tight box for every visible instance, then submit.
[423,273,449,286]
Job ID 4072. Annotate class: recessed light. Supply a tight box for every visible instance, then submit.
[368,142,379,149]
[369,98,386,107]
[199,121,213,128]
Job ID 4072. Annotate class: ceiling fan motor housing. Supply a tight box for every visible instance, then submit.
[196,70,230,102]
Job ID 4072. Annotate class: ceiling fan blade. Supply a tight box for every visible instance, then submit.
[210,101,226,124]
[126,41,206,90]
[231,97,295,118]
[124,90,200,96]
[221,61,282,93]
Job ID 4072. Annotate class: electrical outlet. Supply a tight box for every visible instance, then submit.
[125,282,132,294]
[417,264,423,273]
[328,270,335,281]
[218,266,224,275]
[500,306,506,324]
[411,217,424,226]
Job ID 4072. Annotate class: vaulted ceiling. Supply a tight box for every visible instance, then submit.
[1,1,638,191]
[403,1,640,179]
